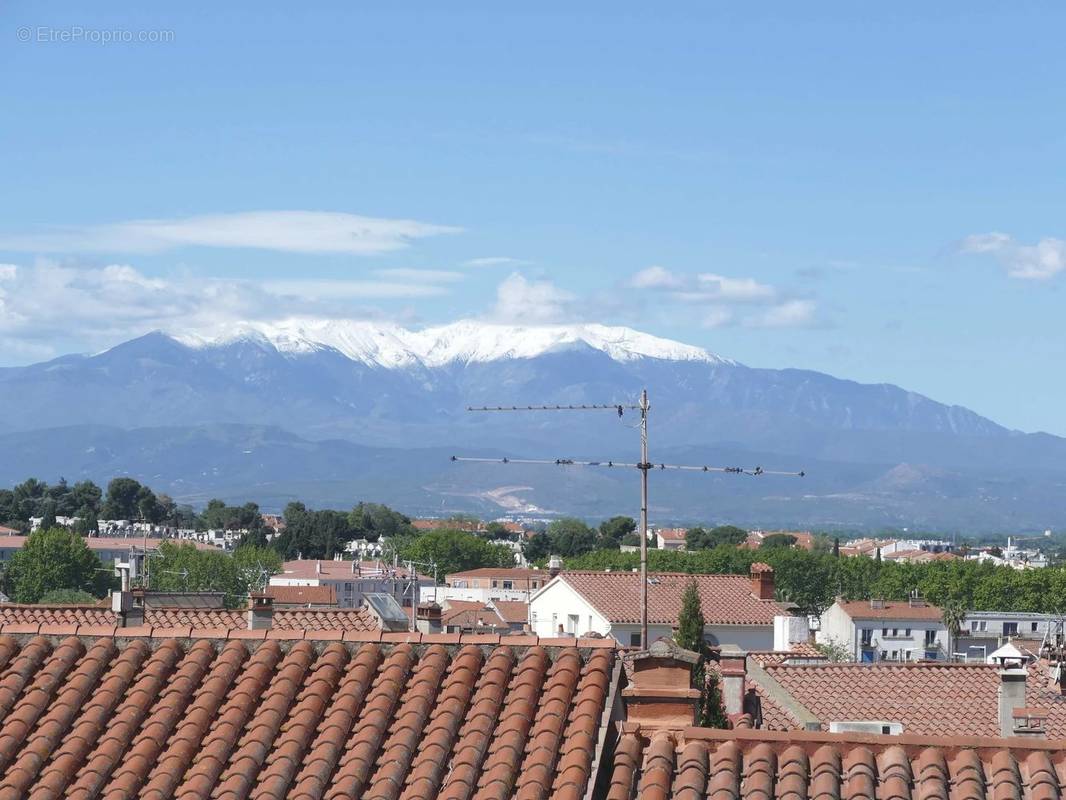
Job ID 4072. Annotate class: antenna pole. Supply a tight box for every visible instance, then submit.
[639,388,649,649]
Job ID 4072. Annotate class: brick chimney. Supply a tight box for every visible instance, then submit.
[718,648,748,716]
[621,638,702,729]
[750,563,775,600]
[247,593,274,630]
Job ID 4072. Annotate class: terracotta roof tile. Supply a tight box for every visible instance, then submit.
[557,572,786,625]
[0,632,616,798]
[836,599,944,621]
[609,726,1066,800]
[751,661,1066,739]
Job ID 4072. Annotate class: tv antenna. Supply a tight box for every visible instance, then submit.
[452,388,805,649]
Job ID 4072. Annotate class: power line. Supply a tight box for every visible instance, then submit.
[453,388,805,650]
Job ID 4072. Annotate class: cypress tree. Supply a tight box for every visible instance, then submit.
[674,580,727,728]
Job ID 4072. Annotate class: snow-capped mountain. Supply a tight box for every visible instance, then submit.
[2,318,1065,529]
[171,318,732,368]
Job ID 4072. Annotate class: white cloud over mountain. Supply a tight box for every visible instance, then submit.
[0,211,460,255]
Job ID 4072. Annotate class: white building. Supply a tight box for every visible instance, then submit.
[0,534,218,568]
[422,567,551,605]
[817,598,948,662]
[269,559,433,610]
[654,528,687,551]
[528,563,802,649]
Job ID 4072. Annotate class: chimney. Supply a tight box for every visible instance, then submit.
[315,560,322,575]
[247,593,274,630]
[750,563,774,601]
[870,598,885,610]
[416,602,443,634]
[621,638,702,729]
[1010,707,1048,738]
[718,648,748,717]
[548,555,563,578]
[998,667,1030,737]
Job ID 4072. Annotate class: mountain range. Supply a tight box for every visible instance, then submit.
[1,319,1062,532]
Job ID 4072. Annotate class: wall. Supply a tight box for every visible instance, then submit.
[529,580,611,638]
[817,604,857,658]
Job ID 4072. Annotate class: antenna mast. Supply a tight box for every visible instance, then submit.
[456,389,804,649]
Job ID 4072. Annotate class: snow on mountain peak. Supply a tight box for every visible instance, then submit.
[171,318,732,368]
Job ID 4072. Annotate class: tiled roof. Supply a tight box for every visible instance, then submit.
[0,525,20,535]
[837,599,944,621]
[606,725,1066,800]
[0,633,616,798]
[558,572,786,625]
[265,584,338,605]
[441,602,505,629]
[758,662,1014,737]
[0,604,379,633]
[492,600,529,625]
[446,567,545,581]
[0,604,116,627]
[656,528,687,541]
[278,559,428,581]
[0,534,220,551]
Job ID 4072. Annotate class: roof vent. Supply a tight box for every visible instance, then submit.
[829,720,903,735]
[870,598,885,610]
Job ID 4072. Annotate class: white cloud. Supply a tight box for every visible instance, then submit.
[490,272,575,323]
[261,279,449,300]
[463,256,530,268]
[695,273,776,301]
[702,307,734,328]
[0,260,453,361]
[961,232,1066,280]
[373,268,465,283]
[744,299,817,328]
[629,265,685,289]
[0,211,460,256]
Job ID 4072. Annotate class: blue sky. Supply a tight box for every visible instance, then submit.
[2,3,1065,433]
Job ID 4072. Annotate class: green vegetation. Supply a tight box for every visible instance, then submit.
[564,545,1066,616]
[150,541,282,607]
[684,525,748,550]
[391,529,514,577]
[1,528,113,602]
[675,580,727,728]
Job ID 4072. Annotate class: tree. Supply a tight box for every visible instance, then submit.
[598,516,636,549]
[39,588,98,604]
[39,500,58,531]
[760,533,797,549]
[151,541,280,607]
[675,580,705,653]
[674,580,727,728]
[814,636,852,662]
[941,600,966,660]
[833,537,840,558]
[522,532,552,563]
[348,502,414,542]
[102,477,143,519]
[3,528,111,602]
[686,525,748,550]
[547,518,598,557]
[398,529,514,578]
[484,521,512,541]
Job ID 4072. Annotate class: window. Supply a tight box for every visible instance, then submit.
[502,581,513,590]
[1003,622,1019,636]
[491,580,499,588]
[861,629,873,646]
[882,628,888,637]
[631,633,642,647]
[532,581,539,589]
[1032,622,1039,632]
[904,629,911,637]
[924,630,937,646]
[344,582,353,592]
[880,650,888,660]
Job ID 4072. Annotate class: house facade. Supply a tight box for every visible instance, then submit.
[818,598,949,662]
[269,559,433,609]
[424,567,550,604]
[528,563,797,649]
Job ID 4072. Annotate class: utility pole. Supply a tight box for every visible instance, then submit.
[638,389,649,649]
[455,389,804,649]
